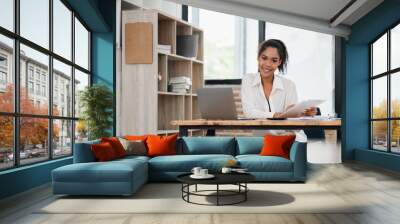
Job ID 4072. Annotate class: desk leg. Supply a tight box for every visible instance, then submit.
[179,127,189,136]
[206,129,216,136]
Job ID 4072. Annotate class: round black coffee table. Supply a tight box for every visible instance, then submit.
[177,173,255,206]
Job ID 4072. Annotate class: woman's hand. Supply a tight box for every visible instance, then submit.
[302,107,318,117]
[273,112,286,118]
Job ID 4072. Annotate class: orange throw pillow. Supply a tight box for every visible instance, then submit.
[124,135,150,141]
[91,142,117,161]
[101,137,127,158]
[146,134,178,157]
[259,135,296,159]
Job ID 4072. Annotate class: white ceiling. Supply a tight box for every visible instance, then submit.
[167,0,384,37]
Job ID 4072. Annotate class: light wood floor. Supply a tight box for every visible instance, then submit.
[1,162,400,224]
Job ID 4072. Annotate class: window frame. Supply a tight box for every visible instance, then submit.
[370,20,400,154]
[0,0,92,171]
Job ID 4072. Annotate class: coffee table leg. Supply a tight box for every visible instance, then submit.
[217,184,219,206]
[245,183,247,201]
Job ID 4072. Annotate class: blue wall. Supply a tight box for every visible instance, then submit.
[345,0,400,171]
[0,0,116,200]
[91,0,116,135]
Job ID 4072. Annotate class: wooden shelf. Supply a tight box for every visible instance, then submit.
[157,129,179,135]
[158,91,191,96]
[121,9,203,136]
[158,52,203,64]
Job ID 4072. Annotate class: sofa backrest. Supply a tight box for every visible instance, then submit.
[73,140,100,163]
[178,137,236,155]
[235,137,264,155]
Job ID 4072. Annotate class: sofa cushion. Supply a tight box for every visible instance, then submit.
[53,159,147,183]
[236,155,293,172]
[91,142,118,161]
[101,137,127,158]
[235,137,263,155]
[149,154,235,172]
[260,135,296,159]
[179,137,236,155]
[147,134,178,157]
[119,138,147,156]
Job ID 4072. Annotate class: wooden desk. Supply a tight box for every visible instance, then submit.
[171,119,341,136]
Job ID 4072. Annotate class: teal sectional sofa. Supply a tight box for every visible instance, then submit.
[52,137,307,196]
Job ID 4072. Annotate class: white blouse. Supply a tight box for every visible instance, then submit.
[241,73,307,142]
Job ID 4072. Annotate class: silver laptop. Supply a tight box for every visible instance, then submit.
[197,87,248,120]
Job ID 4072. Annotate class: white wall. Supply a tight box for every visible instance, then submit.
[123,0,182,18]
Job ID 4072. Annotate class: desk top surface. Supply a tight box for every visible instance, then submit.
[171,118,341,126]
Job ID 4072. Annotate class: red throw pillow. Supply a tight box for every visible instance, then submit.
[146,134,178,157]
[259,135,296,159]
[101,137,127,158]
[91,142,117,161]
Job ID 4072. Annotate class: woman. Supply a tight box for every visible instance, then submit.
[241,39,317,141]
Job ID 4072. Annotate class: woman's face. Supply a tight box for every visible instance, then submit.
[258,47,282,78]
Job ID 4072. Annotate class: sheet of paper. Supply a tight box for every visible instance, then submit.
[283,99,325,117]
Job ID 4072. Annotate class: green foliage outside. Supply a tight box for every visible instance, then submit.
[204,41,234,79]
[79,84,113,140]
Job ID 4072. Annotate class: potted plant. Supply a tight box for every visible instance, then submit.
[79,84,113,140]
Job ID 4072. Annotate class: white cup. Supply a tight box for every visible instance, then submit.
[199,169,208,176]
[191,167,202,176]
[221,167,232,174]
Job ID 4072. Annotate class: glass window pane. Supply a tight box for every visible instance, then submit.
[391,72,400,118]
[74,69,89,118]
[199,9,234,79]
[245,18,258,74]
[391,24,400,70]
[20,0,49,49]
[53,119,72,158]
[265,22,335,115]
[372,121,388,151]
[75,18,89,70]
[372,33,387,76]
[53,0,72,60]
[0,116,14,170]
[0,0,14,31]
[391,120,400,153]
[0,35,14,112]
[75,120,88,143]
[53,59,72,117]
[372,77,387,119]
[20,44,49,115]
[20,117,49,165]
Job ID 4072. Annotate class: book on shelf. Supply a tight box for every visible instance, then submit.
[169,76,192,85]
[157,44,171,54]
[170,83,191,89]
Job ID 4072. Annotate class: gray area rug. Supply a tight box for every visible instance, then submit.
[38,183,362,214]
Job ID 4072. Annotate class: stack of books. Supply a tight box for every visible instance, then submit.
[157,44,171,54]
[169,76,191,93]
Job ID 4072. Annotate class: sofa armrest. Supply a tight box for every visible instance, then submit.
[289,141,307,181]
[73,140,100,163]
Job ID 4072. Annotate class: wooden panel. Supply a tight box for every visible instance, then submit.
[120,11,158,135]
[158,95,185,130]
[193,30,204,61]
[158,20,176,54]
[177,22,192,35]
[171,119,342,127]
[158,54,168,91]
[168,60,191,78]
[125,22,153,64]
[184,96,192,120]
[192,62,203,94]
